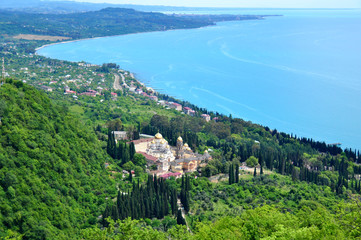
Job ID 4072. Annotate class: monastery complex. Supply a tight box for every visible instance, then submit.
[132,133,211,176]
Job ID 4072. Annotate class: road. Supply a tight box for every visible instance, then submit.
[113,73,123,90]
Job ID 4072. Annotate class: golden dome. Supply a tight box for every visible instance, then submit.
[155,133,163,139]
[151,140,155,144]
[177,136,183,142]
[204,150,208,153]
[184,143,189,147]
[161,139,166,144]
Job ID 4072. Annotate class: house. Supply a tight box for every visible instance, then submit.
[201,114,211,122]
[65,90,76,94]
[111,92,117,100]
[135,89,143,95]
[112,131,128,140]
[169,102,182,111]
[184,107,196,116]
[41,86,53,92]
[158,100,166,106]
[80,92,97,97]
[183,107,191,114]
[141,92,150,98]
[149,95,158,101]
[188,110,196,116]
[80,89,99,97]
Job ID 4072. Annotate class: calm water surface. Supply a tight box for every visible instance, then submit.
[37,9,361,149]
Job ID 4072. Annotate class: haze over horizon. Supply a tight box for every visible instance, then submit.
[69,0,361,8]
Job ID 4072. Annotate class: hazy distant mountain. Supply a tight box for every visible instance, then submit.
[0,0,219,14]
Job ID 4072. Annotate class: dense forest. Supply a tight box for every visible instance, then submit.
[0,80,115,239]
[0,8,264,40]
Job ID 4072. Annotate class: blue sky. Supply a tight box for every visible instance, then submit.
[71,0,361,8]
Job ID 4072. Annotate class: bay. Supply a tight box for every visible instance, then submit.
[37,9,361,150]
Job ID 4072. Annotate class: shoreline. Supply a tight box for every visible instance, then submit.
[34,15,358,150]
[35,15,277,52]
[35,23,221,52]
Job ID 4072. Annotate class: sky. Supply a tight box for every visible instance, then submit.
[71,0,361,8]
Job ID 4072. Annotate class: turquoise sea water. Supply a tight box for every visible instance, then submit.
[37,9,361,149]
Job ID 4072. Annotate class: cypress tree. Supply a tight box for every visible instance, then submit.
[229,164,233,185]
[292,166,297,181]
[102,205,112,226]
[235,164,239,183]
[254,167,257,177]
[111,205,119,220]
[186,175,191,191]
[130,142,136,159]
[260,164,264,175]
[177,209,186,225]
[107,130,111,155]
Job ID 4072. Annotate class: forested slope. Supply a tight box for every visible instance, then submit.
[0,80,115,239]
[0,8,264,39]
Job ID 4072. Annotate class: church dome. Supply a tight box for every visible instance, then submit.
[177,136,183,142]
[155,133,163,139]
[184,143,189,147]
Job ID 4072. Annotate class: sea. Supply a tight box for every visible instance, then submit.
[37,9,361,150]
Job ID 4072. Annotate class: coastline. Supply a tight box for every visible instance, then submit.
[34,14,360,150]
[35,15,277,52]
[35,23,219,52]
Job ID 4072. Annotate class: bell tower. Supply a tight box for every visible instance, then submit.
[176,136,184,159]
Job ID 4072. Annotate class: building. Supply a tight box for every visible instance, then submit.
[168,102,182,111]
[112,131,128,140]
[159,172,182,179]
[201,114,211,122]
[65,90,76,94]
[183,107,196,116]
[133,133,210,174]
[111,92,117,100]
[41,85,53,92]
[158,100,166,106]
[149,95,158,101]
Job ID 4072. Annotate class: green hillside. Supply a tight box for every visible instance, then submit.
[0,8,263,40]
[0,79,115,239]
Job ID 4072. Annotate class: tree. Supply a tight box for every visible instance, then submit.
[177,209,186,225]
[122,161,135,172]
[235,164,239,183]
[229,164,234,185]
[253,167,257,177]
[246,156,259,168]
[133,153,146,167]
[107,119,123,131]
[129,142,136,159]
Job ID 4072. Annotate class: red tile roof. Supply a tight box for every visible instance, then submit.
[131,138,154,145]
[138,152,157,162]
[159,172,182,179]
